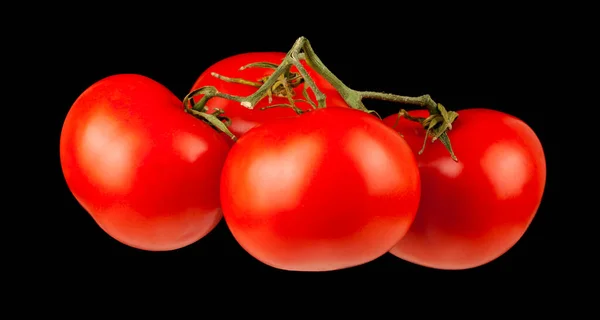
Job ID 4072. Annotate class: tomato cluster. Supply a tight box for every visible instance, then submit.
[60,50,546,271]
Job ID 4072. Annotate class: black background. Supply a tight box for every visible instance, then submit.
[45,17,563,278]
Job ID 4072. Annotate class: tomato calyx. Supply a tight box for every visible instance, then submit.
[391,106,459,161]
[182,87,238,141]
[212,61,305,103]
[189,36,460,161]
[211,61,317,115]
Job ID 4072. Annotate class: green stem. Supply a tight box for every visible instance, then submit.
[359,92,438,114]
[187,36,459,161]
[296,38,366,112]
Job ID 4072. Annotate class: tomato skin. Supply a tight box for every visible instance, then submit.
[60,74,231,251]
[383,109,546,270]
[220,107,421,271]
[191,52,348,137]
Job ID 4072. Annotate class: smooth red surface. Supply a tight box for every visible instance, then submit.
[220,108,421,271]
[190,52,348,137]
[60,74,231,251]
[384,109,546,270]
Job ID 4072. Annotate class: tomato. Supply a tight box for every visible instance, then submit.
[220,107,421,271]
[60,74,231,251]
[190,52,348,137]
[383,108,546,270]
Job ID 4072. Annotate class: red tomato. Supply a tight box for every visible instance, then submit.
[220,107,421,271]
[60,74,231,251]
[383,109,546,270]
[190,52,348,137]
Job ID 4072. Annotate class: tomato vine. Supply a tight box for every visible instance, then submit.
[183,36,459,161]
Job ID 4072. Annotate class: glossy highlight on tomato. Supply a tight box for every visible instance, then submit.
[191,52,348,137]
[60,74,231,251]
[384,109,546,270]
[220,107,421,272]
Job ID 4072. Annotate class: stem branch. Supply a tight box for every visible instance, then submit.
[359,92,438,114]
